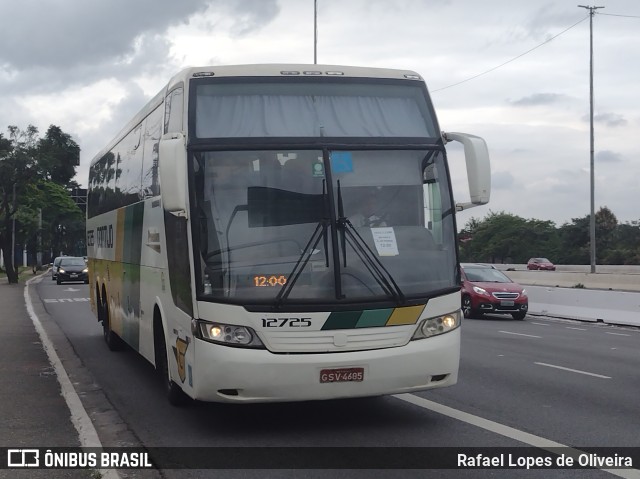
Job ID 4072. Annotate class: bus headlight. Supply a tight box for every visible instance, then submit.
[192,320,265,348]
[411,310,461,340]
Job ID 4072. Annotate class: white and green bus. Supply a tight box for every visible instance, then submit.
[87,64,490,405]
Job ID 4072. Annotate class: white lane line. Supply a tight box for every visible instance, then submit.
[530,322,549,326]
[395,394,640,479]
[566,327,587,331]
[499,331,542,338]
[534,362,611,379]
[25,277,120,479]
[606,332,630,337]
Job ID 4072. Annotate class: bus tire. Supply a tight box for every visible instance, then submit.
[154,319,189,407]
[102,298,125,351]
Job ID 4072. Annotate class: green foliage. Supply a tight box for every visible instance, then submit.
[38,125,80,184]
[459,207,640,265]
[459,211,558,263]
[17,180,84,259]
[0,125,83,283]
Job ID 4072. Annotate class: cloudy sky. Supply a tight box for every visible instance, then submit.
[1,0,639,228]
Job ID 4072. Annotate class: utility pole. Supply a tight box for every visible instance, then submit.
[36,207,42,270]
[11,183,16,268]
[314,0,318,64]
[578,5,603,274]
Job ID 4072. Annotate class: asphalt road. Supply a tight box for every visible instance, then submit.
[30,277,640,479]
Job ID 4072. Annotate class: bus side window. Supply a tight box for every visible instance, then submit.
[164,86,184,134]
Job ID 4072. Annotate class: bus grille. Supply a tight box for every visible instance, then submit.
[263,327,412,353]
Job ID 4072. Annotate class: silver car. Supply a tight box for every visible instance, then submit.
[51,256,64,280]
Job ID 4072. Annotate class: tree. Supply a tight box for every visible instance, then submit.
[556,206,620,264]
[37,125,80,185]
[459,211,559,264]
[556,217,590,264]
[595,206,617,261]
[0,124,82,283]
[0,126,40,283]
[17,181,84,263]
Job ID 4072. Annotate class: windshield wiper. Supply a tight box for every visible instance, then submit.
[336,180,405,305]
[274,182,330,308]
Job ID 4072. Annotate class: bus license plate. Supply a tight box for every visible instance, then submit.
[501,300,514,306]
[320,367,364,383]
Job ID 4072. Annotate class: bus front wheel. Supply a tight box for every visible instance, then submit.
[154,321,189,407]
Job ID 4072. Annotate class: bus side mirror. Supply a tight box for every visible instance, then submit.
[159,133,188,216]
[444,132,491,211]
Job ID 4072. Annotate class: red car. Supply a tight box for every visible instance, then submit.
[527,257,556,271]
[460,263,528,320]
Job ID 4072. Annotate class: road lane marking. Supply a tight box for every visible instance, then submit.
[499,331,542,338]
[43,297,90,303]
[605,332,630,337]
[566,327,587,331]
[534,362,611,379]
[25,277,120,479]
[531,322,549,326]
[395,394,639,479]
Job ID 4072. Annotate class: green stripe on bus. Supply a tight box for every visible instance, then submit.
[321,305,426,330]
[355,309,394,328]
[124,202,144,264]
[321,311,362,330]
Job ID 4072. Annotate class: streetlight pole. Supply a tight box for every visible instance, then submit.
[314,0,318,64]
[578,5,603,274]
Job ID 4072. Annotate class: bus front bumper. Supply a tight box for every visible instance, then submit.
[189,329,460,403]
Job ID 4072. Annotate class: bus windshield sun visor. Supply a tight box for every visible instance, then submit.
[247,187,325,227]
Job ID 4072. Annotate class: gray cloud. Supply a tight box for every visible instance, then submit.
[492,171,516,190]
[225,0,281,36]
[525,3,582,41]
[508,92,569,106]
[0,1,213,70]
[0,0,279,71]
[0,33,175,97]
[593,113,628,128]
[596,150,623,163]
[0,0,280,100]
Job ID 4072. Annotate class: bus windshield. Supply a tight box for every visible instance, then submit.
[193,149,456,305]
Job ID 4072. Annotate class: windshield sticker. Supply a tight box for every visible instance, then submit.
[371,227,399,256]
[331,151,354,173]
[312,159,325,177]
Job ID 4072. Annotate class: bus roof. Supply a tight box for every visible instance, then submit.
[90,64,425,168]
[166,64,423,89]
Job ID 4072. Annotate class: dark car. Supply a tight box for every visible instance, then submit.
[460,263,528,320]
[527,257,556,271]
[51,256,64,280]
[56,257,89,285]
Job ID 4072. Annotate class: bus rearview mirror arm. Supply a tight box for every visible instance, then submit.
[443,131,491,211]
